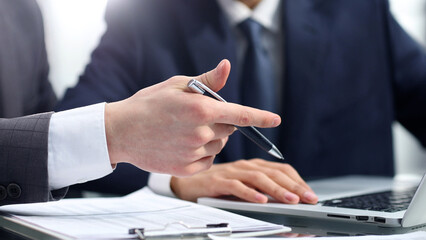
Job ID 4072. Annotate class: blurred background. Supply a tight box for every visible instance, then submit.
[36,0,426,179]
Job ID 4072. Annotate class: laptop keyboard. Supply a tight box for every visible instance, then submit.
[321,187,417,212]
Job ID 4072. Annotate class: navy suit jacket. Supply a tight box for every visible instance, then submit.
[58,0,426,194]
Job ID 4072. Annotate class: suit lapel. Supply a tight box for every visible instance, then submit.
[176,0,244,161]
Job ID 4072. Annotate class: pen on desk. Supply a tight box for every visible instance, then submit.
[187,79,284,160]
[129,222,231,239]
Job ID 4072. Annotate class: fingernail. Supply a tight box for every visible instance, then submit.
[272,118,280,127]
[255,193,267,202]
[284,192,299,203]
[303,191,318,202]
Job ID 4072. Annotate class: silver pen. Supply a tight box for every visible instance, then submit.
[187,79,284,160]
[129,222,231,239]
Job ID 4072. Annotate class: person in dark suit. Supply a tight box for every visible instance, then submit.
[58,0,426,204]
[0,0,280,206]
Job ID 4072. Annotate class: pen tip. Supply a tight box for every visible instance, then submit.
[269,146,285,160]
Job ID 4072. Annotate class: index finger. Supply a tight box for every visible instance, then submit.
[209,101,281,128]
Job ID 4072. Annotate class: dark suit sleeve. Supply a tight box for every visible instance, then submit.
[382,1,426,147]
[0,113,67,206]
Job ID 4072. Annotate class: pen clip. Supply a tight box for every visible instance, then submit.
[129,222,231,239]
[187,79,227,102]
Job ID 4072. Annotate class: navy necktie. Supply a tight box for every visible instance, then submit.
[239,18,277,160]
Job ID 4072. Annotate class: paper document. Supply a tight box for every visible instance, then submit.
[0,187,288,239]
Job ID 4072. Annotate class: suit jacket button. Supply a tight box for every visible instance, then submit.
[7,183,22,199]
[0,185,6,201]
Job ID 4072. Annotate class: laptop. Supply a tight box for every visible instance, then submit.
[198,174,426,228]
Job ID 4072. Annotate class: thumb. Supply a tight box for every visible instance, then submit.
[195,59,231,92]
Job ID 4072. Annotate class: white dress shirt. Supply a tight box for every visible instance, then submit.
[149,0,283,197]
[48,103,113,190]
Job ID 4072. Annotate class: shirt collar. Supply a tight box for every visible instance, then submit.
[216,0,281,33]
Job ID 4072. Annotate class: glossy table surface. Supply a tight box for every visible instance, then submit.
[236,210,426,237]
[2,211,425,239]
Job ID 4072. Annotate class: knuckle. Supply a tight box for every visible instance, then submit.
[219,138,227,148]
[198,73,208,84]
[237,110,253,126]
[252,159,265,164]
[204,156,215,169]
[223,136,229,145]
[281,163,294,172]
[268,169,282,179]
[234,159,250,168]
[190,128,214,147]
[260,116,270,127]
[225,179,241,190]
[168,76,179,83]
[220,124,235,137]
[187,102,212,123]
[134,89,144,96]
[227,125,236,135]
[289,183,305,194]
[272,187,284,197]
[213,140,225,154]
[210,175,222,184]
[241,189,254,200]
[195,156,215,174]
[199,129,215,144]
[247,171,265,181]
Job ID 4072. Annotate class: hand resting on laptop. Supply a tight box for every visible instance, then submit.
[170,159,318,204]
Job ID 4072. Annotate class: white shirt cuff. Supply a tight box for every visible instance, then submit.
[48,103,113,190]
[148,173,175,197]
